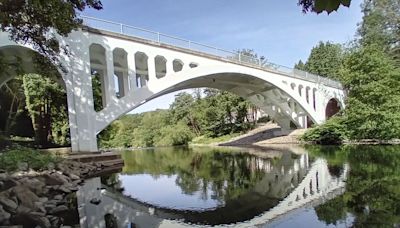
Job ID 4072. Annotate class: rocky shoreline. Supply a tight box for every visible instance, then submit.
[0,160,111,228]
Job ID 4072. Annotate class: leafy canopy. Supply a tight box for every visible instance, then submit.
[0,0,102,60]
[299,0,351,14]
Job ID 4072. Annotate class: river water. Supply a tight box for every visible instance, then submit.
[76,145,400,227]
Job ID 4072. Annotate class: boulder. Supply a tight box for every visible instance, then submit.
[17,162,28,171]
[68,173,80,180]
[0,205,11,224]
[17,177,45,195]
[28,212,51,228]
[0,173,7,181]
[53,195,63,201]
[10,185,40,209]
[0,193,18,212]
[49,205,68,215]
[43,173,69,186]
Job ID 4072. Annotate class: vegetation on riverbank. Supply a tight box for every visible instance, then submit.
[0,146,62,172]
[99,89,260,148]
[301,0,400,144]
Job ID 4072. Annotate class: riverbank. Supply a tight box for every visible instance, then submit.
[0,148,124,227]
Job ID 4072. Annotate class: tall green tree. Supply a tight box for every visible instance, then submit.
[22,74,69,146]
[300,41,344,79]
[358,0,400,64]
[340,45,400,140]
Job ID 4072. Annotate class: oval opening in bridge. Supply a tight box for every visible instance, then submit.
[173,59,184,72]
[189,62,198,68]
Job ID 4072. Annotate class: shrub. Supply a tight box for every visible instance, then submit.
[257,116,271,123]
[0,146,62,171]
[302,117,348,145]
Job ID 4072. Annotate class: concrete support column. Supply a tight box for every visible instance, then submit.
[166,58,174,77]
[122,72,130,95]
[64,55,98,152]
[147,55,156,82]
[115,72,124,97]
[127,51,137,91]
[105,49,117,101]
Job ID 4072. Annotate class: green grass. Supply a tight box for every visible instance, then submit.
[190,133,241,145]
[0,146,62,172]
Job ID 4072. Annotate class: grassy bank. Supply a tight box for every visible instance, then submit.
[0,146,62,172]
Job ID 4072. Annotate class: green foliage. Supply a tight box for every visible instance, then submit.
[0,146,62,171]
[256,115,271,123]
[99,89,257,148]
[302,0,400,143]
[294,60,306,71]
[340,45,400,140]
[22,74,69,146]
[91,72,103,112]
[299,0,351,14]
[297,41,344,79]
[358,0,400,63]
[302,116,348,144]
[155,121,194,147]
[0,0,102,60]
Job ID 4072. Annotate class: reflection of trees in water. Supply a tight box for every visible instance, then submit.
[311,145,400,227]
[121,147,290,202]
[101,174,123,192]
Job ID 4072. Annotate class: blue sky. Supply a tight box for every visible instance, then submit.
[85,0,363,113]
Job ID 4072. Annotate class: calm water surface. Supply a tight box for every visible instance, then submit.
[76,145,400,227]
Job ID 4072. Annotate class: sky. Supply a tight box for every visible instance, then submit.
[84,0,363,113]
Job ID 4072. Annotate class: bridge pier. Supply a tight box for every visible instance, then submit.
[63,38,99,153]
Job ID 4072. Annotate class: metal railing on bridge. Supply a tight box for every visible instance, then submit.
[82,16,342,89]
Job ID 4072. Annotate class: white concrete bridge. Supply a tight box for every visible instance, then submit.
[0,16,345,152]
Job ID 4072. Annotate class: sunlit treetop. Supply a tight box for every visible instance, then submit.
[299,0,352,14]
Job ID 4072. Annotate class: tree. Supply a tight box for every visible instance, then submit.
[301,41,344,79]
[0,0,102,60]
[299,0,352,14]
[294,60,306,71]
[339,45,400,140]
[358,0,400,64]
[22,74,69,146]
[235,49,268,67]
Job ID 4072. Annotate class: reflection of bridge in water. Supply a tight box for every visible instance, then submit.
[77,151,348,228]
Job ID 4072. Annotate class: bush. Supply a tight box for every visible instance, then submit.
[156,122,194,146]
[0,146,62,171]
[302,117,348,145]
[257,116,271,123]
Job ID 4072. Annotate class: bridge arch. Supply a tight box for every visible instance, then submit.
[0,44,71,146]
[94,66,332,134]
[325,98,341,119]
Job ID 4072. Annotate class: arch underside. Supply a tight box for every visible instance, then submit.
[96,73,315,134]
[0,45,65,88]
